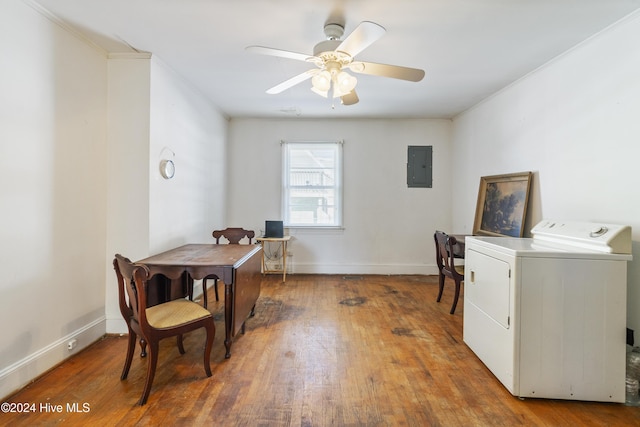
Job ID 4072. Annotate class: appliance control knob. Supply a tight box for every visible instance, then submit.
[590,226,608,237]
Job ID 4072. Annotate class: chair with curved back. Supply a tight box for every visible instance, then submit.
[113,254,215,405]
[434,231,465,314]
[202,227,255,305]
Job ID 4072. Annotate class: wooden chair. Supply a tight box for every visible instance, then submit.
[434,231,465,314]
[202,228,255,305]
[113,254,215,405]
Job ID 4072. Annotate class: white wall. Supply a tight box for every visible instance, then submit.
[451,12,640,333]
[0,2,228,399]
[104,54,152,332]
[148,56,228,254]
[105,55,228,334]
[0,0,108,398]
[228,118,452,274]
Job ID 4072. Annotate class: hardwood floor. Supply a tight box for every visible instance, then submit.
[4,274,640,426]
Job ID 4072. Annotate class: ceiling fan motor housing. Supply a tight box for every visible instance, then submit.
[324,23,344,40]
[314,23,345,56]
[313,39,341,57]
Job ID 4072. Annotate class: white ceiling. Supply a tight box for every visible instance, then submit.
[30,0,640,119]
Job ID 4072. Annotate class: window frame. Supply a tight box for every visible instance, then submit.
[282,140,343,229]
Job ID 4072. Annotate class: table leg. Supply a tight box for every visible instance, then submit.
[282,240,288,283]
[260,241,266,275]
[224,282,233,359]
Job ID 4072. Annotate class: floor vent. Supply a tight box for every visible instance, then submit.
[343,275,363,280]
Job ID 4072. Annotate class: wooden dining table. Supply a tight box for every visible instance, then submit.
[136,243,262,359]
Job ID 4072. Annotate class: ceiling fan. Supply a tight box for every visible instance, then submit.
[246,21,425,106]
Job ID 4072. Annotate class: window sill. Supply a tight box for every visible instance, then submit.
[285,226,345,234]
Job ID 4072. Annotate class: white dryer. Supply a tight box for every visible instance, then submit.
[463,220,632,402]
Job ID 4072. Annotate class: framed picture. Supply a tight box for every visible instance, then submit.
[473,172,532,237]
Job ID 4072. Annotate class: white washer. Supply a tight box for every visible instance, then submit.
[463,220,632,402]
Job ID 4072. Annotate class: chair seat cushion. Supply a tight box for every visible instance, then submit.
[146,299,211,329]
[455,265,465,276]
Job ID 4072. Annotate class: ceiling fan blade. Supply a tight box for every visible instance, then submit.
[336,21,386,57]
[350,61,425,82]
[246,45,314,62]
[266,69,318,94]
[341,90,359,106]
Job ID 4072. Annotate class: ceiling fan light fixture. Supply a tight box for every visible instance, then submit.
[311,70,332,92]
[337,71,357,90]
[350,62,365,73]
[333,71,357,98]
[311,86,329,98]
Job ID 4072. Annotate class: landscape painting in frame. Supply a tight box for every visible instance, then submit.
[473,172,532,237]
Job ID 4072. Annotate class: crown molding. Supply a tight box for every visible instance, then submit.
[108,52,153,60]
[22,0,108,56]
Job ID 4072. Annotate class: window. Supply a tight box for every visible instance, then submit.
[282,141,343,227]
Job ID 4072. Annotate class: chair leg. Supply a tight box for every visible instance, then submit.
[436,273,445,302]
[139,342,159,406]
[139,338,147,357]
[203,324,214,377]
[177,334,186,354]
[214,278,219,302]
[121,329,137,380]
[450,279,461,315]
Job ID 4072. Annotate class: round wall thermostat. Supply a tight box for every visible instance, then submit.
[159,159,175,179]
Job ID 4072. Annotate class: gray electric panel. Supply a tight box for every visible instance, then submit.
[407,145,432,188]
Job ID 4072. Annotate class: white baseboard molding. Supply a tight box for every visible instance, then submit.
[0,317,106,400]
[106,316,128,335]
[288,263,440,276]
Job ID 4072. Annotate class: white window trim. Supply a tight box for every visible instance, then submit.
[282,140,343,228]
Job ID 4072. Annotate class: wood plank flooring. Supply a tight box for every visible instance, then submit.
[3,274,640,426]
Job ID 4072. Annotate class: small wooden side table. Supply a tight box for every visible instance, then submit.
[255,236,291,282]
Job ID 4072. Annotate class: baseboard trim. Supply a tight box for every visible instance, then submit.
[0,317,106,400]
[288,263,440,275]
